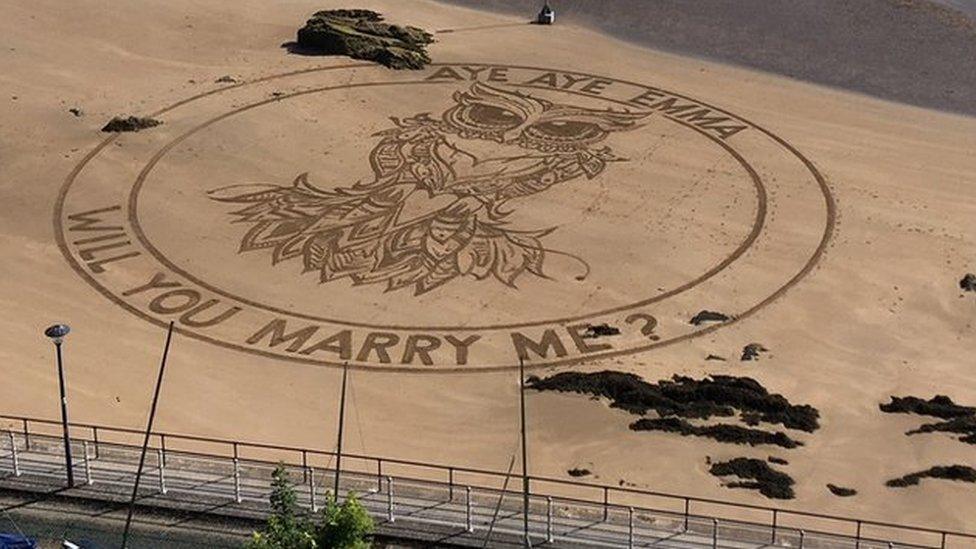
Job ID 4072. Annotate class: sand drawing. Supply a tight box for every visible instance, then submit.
[209,83,646,295]
[55,64,835,370]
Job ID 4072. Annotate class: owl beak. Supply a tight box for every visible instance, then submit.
[501,127,524,144]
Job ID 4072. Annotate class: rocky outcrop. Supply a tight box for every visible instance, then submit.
[296,10,434,69]
[960,273,976,292]
[528,371,820,432]
[689,310,729,325]
[709,457,795,499]
[886,465,976,487]
[101,116,162,132]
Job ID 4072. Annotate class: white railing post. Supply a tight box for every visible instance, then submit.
[466,486,474,533]
[307,467,317,512]
[83,441,92,485]
[386,476,394,522]
[233,458,242,503]
[8,432,20,477]
[546,496,553,542]
[602,486,609,521]
[799,529,805,549]
[628,506,634,548]
[157,448,166,494]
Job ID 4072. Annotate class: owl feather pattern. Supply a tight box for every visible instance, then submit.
[209,83,646,295]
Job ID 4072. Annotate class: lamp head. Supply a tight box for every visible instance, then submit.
[44,324,71,345]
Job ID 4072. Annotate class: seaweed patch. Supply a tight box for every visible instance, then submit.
[528,371,819,432]
[886,465,976,488]
[709,457,795,499]
[881,395,976,445]
[880,395,975,419]
[826,483,857,497]
[101,116,162,133]
[630,417,802,448]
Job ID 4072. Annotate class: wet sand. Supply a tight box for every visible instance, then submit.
[443,0,976,116]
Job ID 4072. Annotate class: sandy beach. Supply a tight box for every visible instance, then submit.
[1,0,974,535]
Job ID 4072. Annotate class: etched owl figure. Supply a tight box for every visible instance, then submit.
[209,82,647,295]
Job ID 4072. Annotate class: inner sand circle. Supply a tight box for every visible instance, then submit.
[134,80,763,329]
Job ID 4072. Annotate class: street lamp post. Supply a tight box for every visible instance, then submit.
[44,323,74,488]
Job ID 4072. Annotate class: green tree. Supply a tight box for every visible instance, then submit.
[315,493,375,549]
[244,464,374,549]
[246,464,316,549]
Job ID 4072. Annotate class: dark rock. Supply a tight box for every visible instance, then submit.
[294,9,434,69]
[527,371,820,432]
[907,415,976,444]
[882,395,976,446]
[582,323,621,338]
[960,273,976,292]
[101,116,162,133]
[709,458,795,499]
[68,107,83,117]
[630,417,801,448]
[567,468,591,477]
[826,484,857,497]
[690,310,730,325]
[215,75,237,83]
[768,456,789,465]
[886,465,976,487]
[741,343,768,361]
[741,411,762,426]
[880,395,975,419]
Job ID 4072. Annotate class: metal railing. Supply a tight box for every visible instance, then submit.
[1,413,973,548]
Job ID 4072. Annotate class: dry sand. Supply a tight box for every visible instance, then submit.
[1,0,975,537]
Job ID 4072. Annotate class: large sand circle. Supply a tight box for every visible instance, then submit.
[56,64,833,371]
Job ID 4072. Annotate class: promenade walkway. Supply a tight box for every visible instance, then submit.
[0,428,962,548]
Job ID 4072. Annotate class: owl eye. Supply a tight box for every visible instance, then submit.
[524,120,605,141]
[463,104,523,129]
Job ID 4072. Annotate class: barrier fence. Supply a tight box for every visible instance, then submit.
[1,413,974,548]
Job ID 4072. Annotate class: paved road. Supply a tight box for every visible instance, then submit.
[0,490,247,549]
